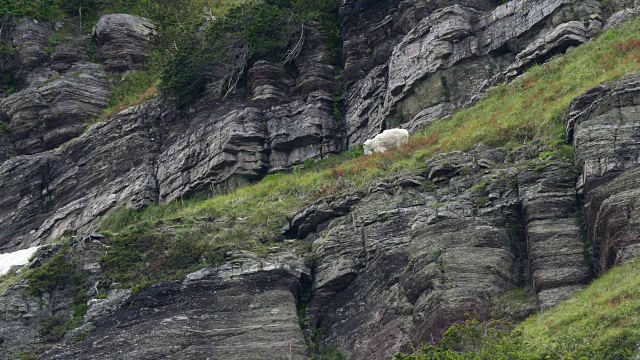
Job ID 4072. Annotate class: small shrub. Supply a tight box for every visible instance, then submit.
[317,347,346,360]
[44,32,73,54]
[303,158,316,168]
[161,0,340,106]
[431,250,442,261]
[26,249,78,296]
[0,72,17,95]
[0,0,63,20]
[422,180,437,192]
[329,167,345,179]
[11,352,38,360]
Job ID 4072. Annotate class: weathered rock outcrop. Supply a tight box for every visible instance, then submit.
[1,1,632,252]
[0,101,163,252]
[283,146,586,358]
[0,15,347,251]
[566,73,640,273]
[41,251,310,360]
[13,19,53,73]
[157,96,343,202]
[1,64,112,155]
[566,74,640,194]
[4,3,640,359]
[93,14,157,73]
[0,234,108,359]
[518,161,590,308]
[0,13,159,160]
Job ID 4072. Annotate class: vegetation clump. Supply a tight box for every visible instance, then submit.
[24,242,92,341]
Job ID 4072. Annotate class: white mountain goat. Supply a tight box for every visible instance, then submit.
[363,129,409,155]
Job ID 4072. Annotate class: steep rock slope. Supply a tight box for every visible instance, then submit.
[299,146,588,358]
[11,72,639,359]
[565,74,640,271]
[0,0,618,252]
[43,252,310,360]
[1,1,640,360]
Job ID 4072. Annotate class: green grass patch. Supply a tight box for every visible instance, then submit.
[44,32,74,54]
[0,271,23,296]
[93,70,160,124]
[99,220,275,290]
[0,122,9,134]
[11,352,38,360]
[517,260,640,359]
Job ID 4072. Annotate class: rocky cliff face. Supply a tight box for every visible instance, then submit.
[0,0,618,253]
[565,74,640,272]
[43,252,310,360]
[2,0,640,359]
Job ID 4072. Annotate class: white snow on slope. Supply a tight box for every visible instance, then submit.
[0,247,40,276]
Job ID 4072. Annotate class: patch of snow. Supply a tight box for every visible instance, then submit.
[0,247,40,276]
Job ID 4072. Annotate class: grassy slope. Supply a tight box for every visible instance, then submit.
[96,18,640,290]
[519,260,640,358]
[3,6,640,359]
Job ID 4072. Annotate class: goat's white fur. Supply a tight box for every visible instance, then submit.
[363,129,409,155]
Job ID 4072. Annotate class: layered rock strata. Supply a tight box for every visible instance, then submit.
[344,0,603,145]
[566,73,640,273]
[42,252,310,360]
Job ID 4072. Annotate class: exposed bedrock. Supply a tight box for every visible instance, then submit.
[339,0,500,89]
[12,19,53,73]
[0,235,109,359]
[41,252,310,360]
[157,95,343,203]
[565,73,640,273]
[0,102,162,252]
[344,0,603,146]
[1,64,112,155]
[2,2,636,253]
[0,13,159,159]
[0,19,345,251]
[518,162,590,308]
[280,146,588,358]
[0,87,345,252]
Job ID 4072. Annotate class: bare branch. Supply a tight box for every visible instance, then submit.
[205,40,249,99]
[222,45,248,98]
[284,22,305,64]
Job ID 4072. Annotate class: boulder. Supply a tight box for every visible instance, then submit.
[93,14,156,72]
